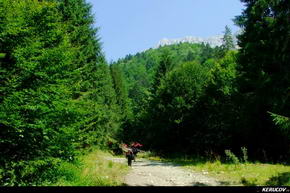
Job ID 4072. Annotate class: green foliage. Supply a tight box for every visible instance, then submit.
[110,64,132,120]
[242,172,290,186]
[265,172,290,186]
[234,0,290,161]
[47,149,128,186]
[240,177,258,186]
[114,43,215,117]
[116,41,240,155]
[241,147,248,163]
[56,0,121,148]
[0,0,76,164]
[115,0,289,162]
[0,53,5,58]
[225,150,240,164]
[1,0,289,186]
[151,49,173,94]
[146,60,213,151]
[0,157,62,186]
[268,112,290,135]
[162,155,290,186]
[0,149,128,186]
[222,26,235,51]
[0,0,122,185]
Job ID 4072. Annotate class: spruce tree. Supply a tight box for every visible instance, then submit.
[0,0,76,163]
[151,50,172,94]
[57,0,120,147]
[235,0,290,160]
[222,25,235,51]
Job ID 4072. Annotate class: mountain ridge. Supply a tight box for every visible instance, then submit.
[154,34,238,48]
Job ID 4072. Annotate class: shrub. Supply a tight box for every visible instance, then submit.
[225,149,239,164]
[241,147,248,163]
[0,157,62,186]
[241,177,257,186]
[266,172,290,186]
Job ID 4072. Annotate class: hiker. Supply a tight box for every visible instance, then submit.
[130,142,143,162]
[121,143,134,166]
[126,149,134,166]
[131,146,138,162]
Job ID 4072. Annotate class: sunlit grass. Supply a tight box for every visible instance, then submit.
[43,149,129,186]
[164,157,290,186]
[137,151,162,161]
[187,160,290,185]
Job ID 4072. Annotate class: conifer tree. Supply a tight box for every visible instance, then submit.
[151,50,172,94]
[235,0,290,160]
[222,25,235,51]
[57,0,120,147]
[0,0,76,163]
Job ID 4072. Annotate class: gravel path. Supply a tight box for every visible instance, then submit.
[106,157,220,186]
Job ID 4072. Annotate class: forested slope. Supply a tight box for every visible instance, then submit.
[112,38,242,156]
[113,1,290,162]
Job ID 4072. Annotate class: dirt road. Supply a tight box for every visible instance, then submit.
[107,157,220,186]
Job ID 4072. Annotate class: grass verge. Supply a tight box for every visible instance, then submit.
[136,151,162,161]
[43,149,129,186]
[160,157,290,186]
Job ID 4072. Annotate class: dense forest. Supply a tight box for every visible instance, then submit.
[113,12,290,162]
[0,0,289,186]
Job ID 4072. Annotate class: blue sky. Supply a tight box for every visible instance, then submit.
[87,0,245,62]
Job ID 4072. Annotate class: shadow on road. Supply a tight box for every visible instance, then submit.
[191,182,208,186]
[136,162,180,167]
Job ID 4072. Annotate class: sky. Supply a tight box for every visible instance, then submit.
[87,0,245,62]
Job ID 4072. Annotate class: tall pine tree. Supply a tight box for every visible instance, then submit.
[235,0,290,161]
[57,0,121,148]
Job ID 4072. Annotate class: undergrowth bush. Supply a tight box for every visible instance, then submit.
[240,177,258,186]
[47,149,128,186]
[224,147,249,164]
[241,147,248,163]
[0,149,128,186]
[137,151,159,159]
[265,172,290,186]
[0,157,62,186]
[225,149,240,164]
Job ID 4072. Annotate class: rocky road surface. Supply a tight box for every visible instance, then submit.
[106,157,220,186]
